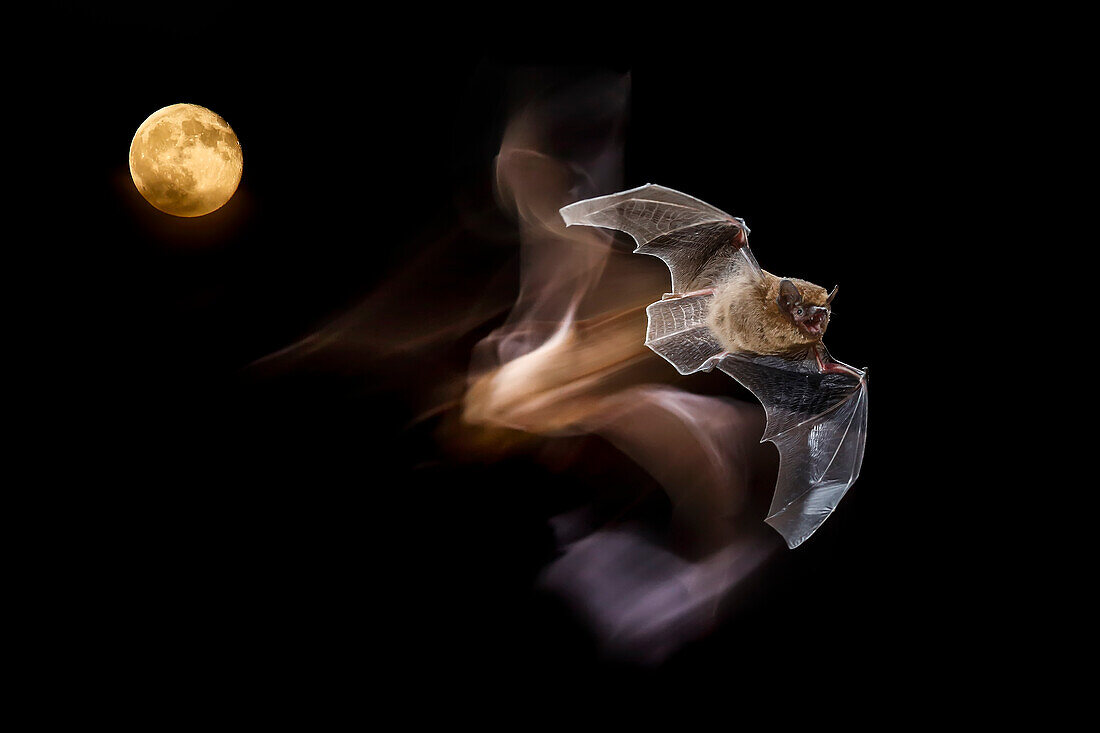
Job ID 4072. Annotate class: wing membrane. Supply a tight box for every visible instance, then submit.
[644,294,724,375]
[719,352,867,548]
[560,183,761,292]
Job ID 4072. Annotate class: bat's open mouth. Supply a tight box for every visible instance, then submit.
[799,308,828,337]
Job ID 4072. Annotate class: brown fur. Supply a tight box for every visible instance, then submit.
[706,269,831,356]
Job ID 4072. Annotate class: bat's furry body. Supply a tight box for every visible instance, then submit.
[560,184,867,548]
[707,270,831,357]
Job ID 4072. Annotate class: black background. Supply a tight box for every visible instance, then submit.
[40,6,1029,713]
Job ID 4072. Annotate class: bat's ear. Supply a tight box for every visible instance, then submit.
[777,279,803,311]
[826,284,838,305]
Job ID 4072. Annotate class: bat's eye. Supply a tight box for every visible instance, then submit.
[795,307,804,316]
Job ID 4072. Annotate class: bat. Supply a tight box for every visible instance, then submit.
[559,184,867,548]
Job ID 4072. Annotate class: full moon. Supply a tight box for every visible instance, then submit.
[129,103,243,217]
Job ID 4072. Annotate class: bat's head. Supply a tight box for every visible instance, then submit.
[776,279,838,343]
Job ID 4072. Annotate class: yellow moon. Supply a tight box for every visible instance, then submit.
[129,103,243,217]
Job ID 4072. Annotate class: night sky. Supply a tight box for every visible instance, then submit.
[42,7,1022,711]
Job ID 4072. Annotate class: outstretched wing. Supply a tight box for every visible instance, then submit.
[560,183,761,293]
[718,349,868,548]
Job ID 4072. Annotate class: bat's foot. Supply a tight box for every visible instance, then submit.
[661,288,715,300]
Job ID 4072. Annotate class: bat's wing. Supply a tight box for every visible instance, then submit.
[718,349,868,548]
[560,184,762,294]
[560,184,757,375]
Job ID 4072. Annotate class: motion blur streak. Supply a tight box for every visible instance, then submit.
[462,75,781,663]
[254,72,781,664]
[532,385,778,664]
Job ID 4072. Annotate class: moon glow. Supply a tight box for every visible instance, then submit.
[129,103,243,217]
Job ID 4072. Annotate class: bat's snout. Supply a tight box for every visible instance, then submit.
[798,306,829,337]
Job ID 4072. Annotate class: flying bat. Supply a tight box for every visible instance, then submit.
[560,184,867,548]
